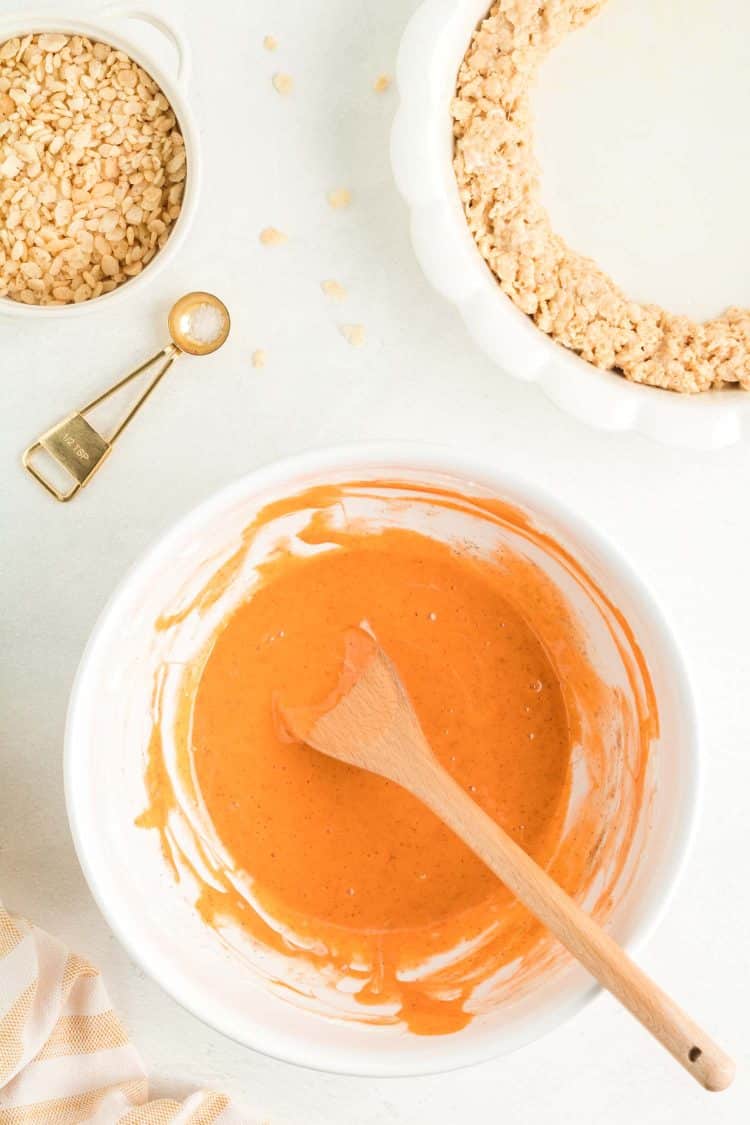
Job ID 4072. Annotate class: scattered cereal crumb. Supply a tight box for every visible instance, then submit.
[259,227,288,246]
[321,279,347,301]
[340,324,365,347]
[327,188,351,210]
[272,72,293,95]
[373,74,391,93]
[263,35,278,51]
[252,349,267,369]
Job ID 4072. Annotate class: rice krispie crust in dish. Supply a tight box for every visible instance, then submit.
[453,0,750,393]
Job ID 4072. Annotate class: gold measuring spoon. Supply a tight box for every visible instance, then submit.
[22,291,230,502]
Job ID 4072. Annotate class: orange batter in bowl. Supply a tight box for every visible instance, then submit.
[137,480,656,1035]
[195,528,570,930]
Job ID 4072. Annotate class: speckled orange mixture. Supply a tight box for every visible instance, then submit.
[193,530,570,938]
[137,481,656,1034]
[453,0,750,392]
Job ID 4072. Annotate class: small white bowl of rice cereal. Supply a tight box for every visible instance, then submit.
[0,10,199,316]
[392,0,750,449]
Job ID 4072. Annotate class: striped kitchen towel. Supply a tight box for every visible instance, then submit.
[0,901,251,1124]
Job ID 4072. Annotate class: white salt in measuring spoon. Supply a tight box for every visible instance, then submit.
[23,292,230,501]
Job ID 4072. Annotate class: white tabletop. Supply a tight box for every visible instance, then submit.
[2,1,749,1121]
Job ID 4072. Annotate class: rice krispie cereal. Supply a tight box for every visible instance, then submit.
[0,32,185,306]
[453,0,750,392]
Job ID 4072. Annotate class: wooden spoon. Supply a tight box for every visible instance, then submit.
[283,634,734,1092]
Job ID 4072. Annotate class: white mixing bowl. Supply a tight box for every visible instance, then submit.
[65,444,699,1075]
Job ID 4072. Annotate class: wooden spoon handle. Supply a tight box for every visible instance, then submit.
[418,762,734,1092]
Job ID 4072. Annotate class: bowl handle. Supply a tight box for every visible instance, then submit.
[98,3,190,87]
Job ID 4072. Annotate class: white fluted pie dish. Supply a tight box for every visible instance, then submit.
[390,0,750,450]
